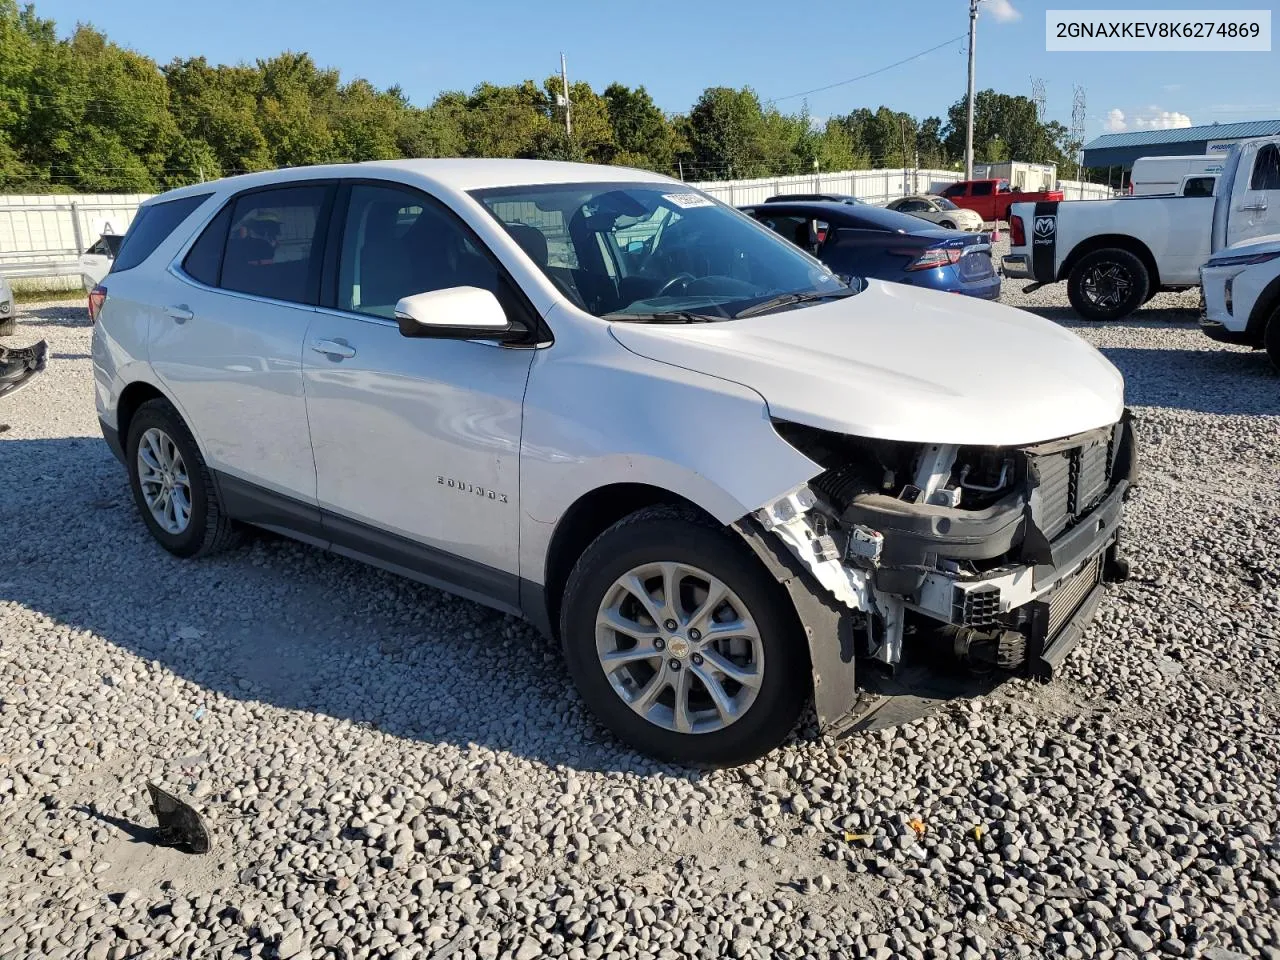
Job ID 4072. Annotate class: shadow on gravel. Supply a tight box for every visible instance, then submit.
[0,437,734,776]
[1100,346,1279,416]
[14,306,90,325]
[1021,306,1200,329]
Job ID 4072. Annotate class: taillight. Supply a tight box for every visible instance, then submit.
[1010,215,1025,246]
[88,284,106,322]
[906,247,963,272]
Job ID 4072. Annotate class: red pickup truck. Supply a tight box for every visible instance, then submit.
[940,179,1064,224]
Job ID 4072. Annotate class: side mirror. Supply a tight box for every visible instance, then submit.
[394,286,527,342]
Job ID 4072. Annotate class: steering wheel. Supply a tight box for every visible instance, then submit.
[655,273,696,298]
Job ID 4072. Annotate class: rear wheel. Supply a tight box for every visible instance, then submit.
[1067,248,1150,321]
[0,316,14,337]
[126,398,241,558]
[1264,305,1280,374]
[560,506,808,766]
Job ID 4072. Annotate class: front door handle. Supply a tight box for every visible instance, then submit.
[1238,200,1268,212]
[165,304,194,323]
[310,338,357,360]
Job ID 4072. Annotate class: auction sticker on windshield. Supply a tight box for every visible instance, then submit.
[663,193,716,209]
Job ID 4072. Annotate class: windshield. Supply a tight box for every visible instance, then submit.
[471,182,849,320]
[934,197,960,210]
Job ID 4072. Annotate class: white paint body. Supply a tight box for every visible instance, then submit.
[93,159,1126,596]
[1129,154,1225,197]
[1008,136,1280,288]
[1200,236,1280,334]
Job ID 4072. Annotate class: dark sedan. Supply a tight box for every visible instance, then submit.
[741,200,1001,300]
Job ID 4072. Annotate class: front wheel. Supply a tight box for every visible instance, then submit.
[1067,248,1150,321]
[560,507,808,766]
[939,220,956,230]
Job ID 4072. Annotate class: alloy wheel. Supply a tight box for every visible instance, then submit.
[595,561,764,735]
[136,427,192,535]
[1082,262,1132,309]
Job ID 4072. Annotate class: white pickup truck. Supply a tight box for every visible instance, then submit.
[1004,137,1280,320]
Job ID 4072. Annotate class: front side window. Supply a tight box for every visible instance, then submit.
[336,184,502,319]
[219,186,329,304]
[934,197,960,210]
[1250,145,1280,191]
[111,193,211,274]
[472,183,847,320]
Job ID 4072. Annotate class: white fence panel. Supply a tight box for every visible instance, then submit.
[1056,180,1114,201]
[692,168,960,206]
[0,193,151,284]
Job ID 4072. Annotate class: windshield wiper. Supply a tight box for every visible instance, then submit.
[733,288,858,319]
[603,311,719,323]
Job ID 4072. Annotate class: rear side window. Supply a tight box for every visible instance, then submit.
[182,205,233,286]
[1250,145,1280,191]
[218,186,330,304]
[942,183,964,197]
[971,182,994,197]
[1182,176,1216,198]
[111,194,211,274]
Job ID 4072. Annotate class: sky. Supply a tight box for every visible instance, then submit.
[32,0,1280,143]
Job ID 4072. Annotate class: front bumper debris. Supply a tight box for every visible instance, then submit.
[743,415,1136,734]
[0,340,48,402]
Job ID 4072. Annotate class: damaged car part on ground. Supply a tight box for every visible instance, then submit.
[0,339,48,402]
[737,414,1137,736]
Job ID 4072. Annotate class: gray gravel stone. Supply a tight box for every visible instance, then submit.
[0,279,1276,959]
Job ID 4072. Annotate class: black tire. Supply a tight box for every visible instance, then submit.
[125,398,241,558]
[560,506,808,766]
[0,316,14,337]
[939,220,956,230]
[1265,306,1280,374]
[1067,248,1150,321]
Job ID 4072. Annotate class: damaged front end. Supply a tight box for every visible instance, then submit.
[735,414,1137,734]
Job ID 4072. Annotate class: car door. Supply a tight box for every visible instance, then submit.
[1227,141,1280,246]
[302,181,535,606]
[155,182,333,508]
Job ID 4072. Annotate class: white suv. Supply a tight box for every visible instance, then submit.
[92,160,1135,765]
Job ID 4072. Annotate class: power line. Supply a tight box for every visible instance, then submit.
[766,34,967,105]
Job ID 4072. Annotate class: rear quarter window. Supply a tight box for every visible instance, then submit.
[111,194,212,274]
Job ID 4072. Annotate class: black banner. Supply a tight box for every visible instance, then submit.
[1030,200,1060,282]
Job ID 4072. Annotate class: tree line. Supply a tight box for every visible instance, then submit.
[0,0,1081,193]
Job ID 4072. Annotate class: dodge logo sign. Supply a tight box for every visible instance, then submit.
[1034,216,1056,238]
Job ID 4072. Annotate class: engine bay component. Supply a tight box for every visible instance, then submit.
[755,485,872,612]
[0,339,47,402]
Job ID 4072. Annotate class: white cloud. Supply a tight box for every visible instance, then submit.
[1103,107,1193,133]
[1134,110,1193,130]
[985,0,1021,22]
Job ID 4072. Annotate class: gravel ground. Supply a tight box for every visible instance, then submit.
[1,266,1278,960]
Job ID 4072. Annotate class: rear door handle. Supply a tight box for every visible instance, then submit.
[1238,200,1268,212]
[310,338,357,360]
[165,305,193,323]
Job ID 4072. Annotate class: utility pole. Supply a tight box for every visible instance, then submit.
[965,0,979,181]
[899,116,911,196]
[563,53,578,138]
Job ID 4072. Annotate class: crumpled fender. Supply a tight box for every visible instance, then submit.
[732,516,862,734]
